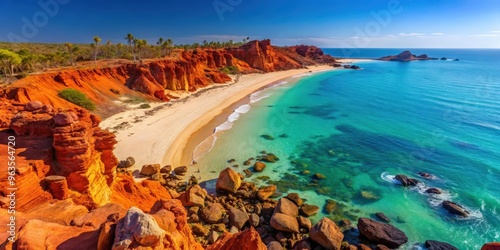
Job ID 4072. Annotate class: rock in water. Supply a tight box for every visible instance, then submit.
[309,217,344,250]
[425,188,442,194]
[442,201,469,217]
[375,212,390,222]
[357,218,408,248]
[425,240,459,250]
[275,198,299,217]
[253,161,266,172]
[395,174,419,186]
[113,207,165,249]
[216,167,242,193]
[286,193,303,206]
[481,242,500,250]
[256,185,276,201]
[300,204,319,217]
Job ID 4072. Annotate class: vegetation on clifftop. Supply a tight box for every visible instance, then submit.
[58,88,96,111]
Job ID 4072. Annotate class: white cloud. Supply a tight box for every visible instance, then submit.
[470,34,499,37]
[431,33,445,36]
[398,32,426,37]
[490,31,500,33]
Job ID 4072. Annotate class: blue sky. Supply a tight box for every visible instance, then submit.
[1,0,500,48]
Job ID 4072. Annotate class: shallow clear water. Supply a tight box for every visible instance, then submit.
[195,49,500,249]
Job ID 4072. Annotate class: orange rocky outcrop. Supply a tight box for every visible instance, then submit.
[206,227,266,250]
[0,40,335,118]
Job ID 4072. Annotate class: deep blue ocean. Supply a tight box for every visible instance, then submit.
[196,49,500,249]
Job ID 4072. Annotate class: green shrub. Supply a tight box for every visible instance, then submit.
[58,88,96,111]
[138,103,151,109]
[220,65,239,74]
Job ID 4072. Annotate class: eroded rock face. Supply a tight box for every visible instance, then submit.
[357,218,408,248]
[310,217,344,250]
[481,242,500,250]
[113,207,165,249]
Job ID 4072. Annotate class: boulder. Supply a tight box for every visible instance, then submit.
[395,174,419,186]
[192,223,209,236]
[97,221,116,250]
[425,188,442,194]
[357,218,408,248]
[113,206,165,249]
[482,243,500,250]
[200,202,224,224]
[228,207,249,230]
[300,204,319,217]
[286,193,303,206]
[442,201,469,217]
[25,101,44,111]
[206,227,266,250]
[257,185,277,201]
[261,153,279,163]
[254,161,267,172]
[216,167,242,193]
[140,164,161,176]
[267,241,283,250]
[208,230,220,244]
[160,165,172,174]
[425,240,459,250]
[249,213,260,227]
[297,216,312,230]
[309,217,344,250]
[185,184,208,207]
[174,165,188,175]
[53,112,78,126]
[275,198,299,217]
[270,212,299,233]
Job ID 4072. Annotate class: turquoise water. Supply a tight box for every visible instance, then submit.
[195,49,500,249]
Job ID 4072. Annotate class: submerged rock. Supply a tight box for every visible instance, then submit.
[257,185,277,201]
[425,188,442,194]
[253,161,266,172]
[357,218,408,248]
[375,212,390,223]
[425,240,459,250]
[260,134,275,140]
[300,204,319,217]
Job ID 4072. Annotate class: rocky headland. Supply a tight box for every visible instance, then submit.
[378,50,459,62]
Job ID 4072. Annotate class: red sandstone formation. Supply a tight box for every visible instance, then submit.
[0,40,335,116]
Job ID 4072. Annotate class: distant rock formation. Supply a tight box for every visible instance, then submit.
[378,50,438,62]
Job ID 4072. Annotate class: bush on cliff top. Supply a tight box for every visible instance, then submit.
[220,65,239,74]
[58,88,96,111]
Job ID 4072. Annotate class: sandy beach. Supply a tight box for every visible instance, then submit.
[101,61,369,177]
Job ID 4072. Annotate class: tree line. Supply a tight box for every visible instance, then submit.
[0,35,250,81]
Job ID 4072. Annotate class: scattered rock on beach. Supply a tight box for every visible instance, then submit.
[160,165,172,174]
[257,185,277,201]
[200,202,224,224]
[174,166,188,175]
[300,204,319,217]
[140,164,161,176]
[216,167,242,193]
[309,217,344,250]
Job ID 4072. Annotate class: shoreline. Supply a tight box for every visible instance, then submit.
[101,60,370,179]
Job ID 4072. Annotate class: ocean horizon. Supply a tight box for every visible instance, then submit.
[194,48,500,249]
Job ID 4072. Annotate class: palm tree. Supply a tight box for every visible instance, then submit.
[93,36,101,61]
[106,40,112,59]
[64,42,73,65]
[165,38,173,56]
[125,33,136,61]
[135,39,147,60]
[157,37,164,57]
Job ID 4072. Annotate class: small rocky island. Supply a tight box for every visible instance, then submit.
[378,50,459,62]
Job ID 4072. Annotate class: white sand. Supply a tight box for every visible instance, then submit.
[101,63,369,176]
